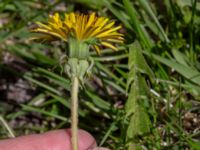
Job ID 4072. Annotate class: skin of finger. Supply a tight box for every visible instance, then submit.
[0,129,96,150]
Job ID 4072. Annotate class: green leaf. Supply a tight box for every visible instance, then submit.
[75,0,105,9]
[138,0,169,42]
[127,106,151,138]
[187,140,200,150]
[123,0,153,48]
[127,42,154,91]
[129,42,154,76]
[35,68,70,90]
[85,91,111,111]
[103,0,132,30]
[172,48,189,67]
[145,51,200,86]
[126,75,149,117]
[126,41,152,149]
[125,78,138,116]
[24,74,61,95]
[21,104,67,121]
[96,62,126,88]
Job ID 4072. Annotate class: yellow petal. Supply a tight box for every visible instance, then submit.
[36,22,51,30]
[104,22,115,29]
[86,12,96,28]
[33,28,66,41]
[104,38,124,43]
[95,26,122,38]
[69,12,76,23]
[31,12,124,48]
[101,41,118,51]
[54,13,60,22]
[94,17,105,27]
[30,35,54,41]
[96,32,123,38]
[31,28,49,33]
[88,19,109,37]
[93,45,101,54]
[82,26,99,39]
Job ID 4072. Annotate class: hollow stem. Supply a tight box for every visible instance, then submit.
[71,76,79,150]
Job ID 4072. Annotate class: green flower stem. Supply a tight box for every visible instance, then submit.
[67,38,91,150]
[71,76,79,150]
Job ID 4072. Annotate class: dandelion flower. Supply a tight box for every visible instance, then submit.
[31,12,124,54]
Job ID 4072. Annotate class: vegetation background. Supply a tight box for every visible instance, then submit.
[1,0,200,149]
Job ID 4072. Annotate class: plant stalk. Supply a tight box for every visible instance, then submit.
[71,76,79,150]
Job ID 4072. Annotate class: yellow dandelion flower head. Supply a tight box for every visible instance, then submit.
[31,12,124,54]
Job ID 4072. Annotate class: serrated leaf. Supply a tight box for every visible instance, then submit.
[126,41,152,149]
[125,78,138,117]
[127,41,154,91]
[132,107,151,136]
[129,42,154,76]
[126,75,149,117]
[126,106,151,149]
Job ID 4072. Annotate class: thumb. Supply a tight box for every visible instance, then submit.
[0,129,96,150]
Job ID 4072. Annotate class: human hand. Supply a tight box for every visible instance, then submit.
[0,129,109,150]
